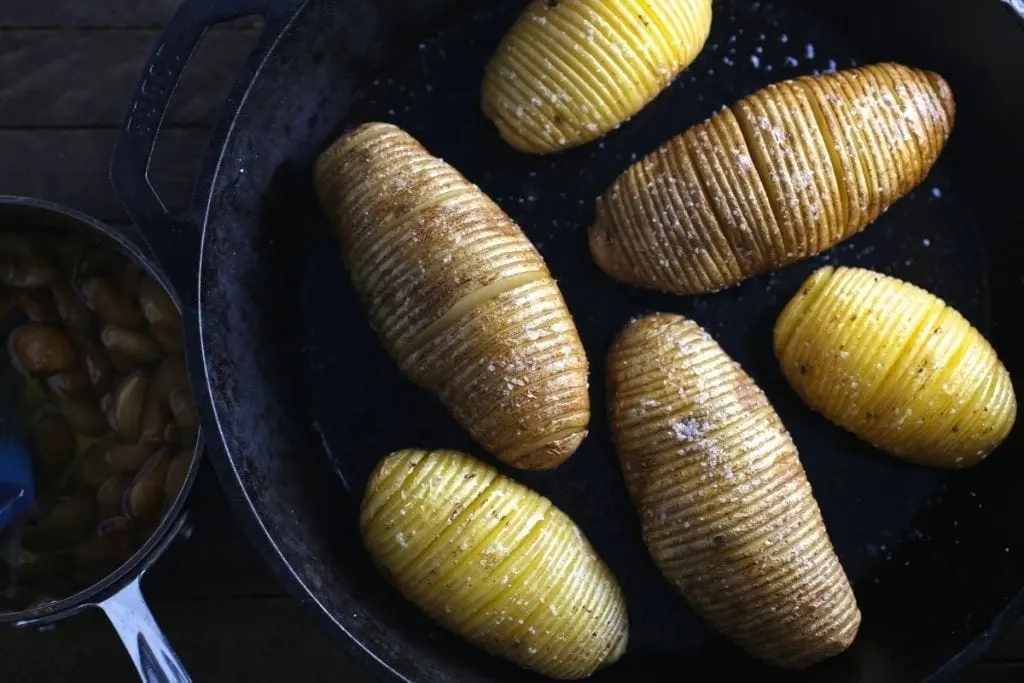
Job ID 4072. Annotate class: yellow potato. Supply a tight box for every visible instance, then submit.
[482,0,713,154]
[606,313,859,668]
[775,266,1017,467]
[314,123,589,470]
[361,449,628,679]
[590,63,955,294]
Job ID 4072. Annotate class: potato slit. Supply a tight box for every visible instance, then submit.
[679,133,748,271]
[452,516,553,628]
[731,105,789,251]
[797,81,849,234]
[502,426,592,465]
[388,474,503,578]
[397,271,548,357]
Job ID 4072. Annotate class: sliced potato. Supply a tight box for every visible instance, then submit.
[362,449,628,679]
[314,123,589,469]
[775,266,1017,467]
[100,324,162,364]
[169,387,199,445]
[0,236,57,288]
[126,448,172,525]
[590,63,955,294]
[51,277,92,330]
[482,0,713,154]
[8,322,77,375]
[108,370,150,443]
[71,331,118,395]
[150,320,184,354]
[75,276,146,330]
[138,275,179,327]
[163,449,192,506]
[139,355,188,445]
[607,313,860,668]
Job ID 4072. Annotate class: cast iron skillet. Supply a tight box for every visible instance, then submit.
[0,196,201,683]
[112,0,1024,680]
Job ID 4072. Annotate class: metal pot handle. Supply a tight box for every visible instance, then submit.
[99,577,189,683]
[110,0,305,304]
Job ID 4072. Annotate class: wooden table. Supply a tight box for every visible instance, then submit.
[0,1,1020,680]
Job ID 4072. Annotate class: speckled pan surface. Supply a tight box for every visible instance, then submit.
[172,0,1024,681]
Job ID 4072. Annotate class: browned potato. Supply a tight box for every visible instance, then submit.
[0,235,57,288]
[775,266,1017,467]
[51,277,92,329]
[126,449,172,525]
[76,276,146,330]
[100,324,162,364]
[71,331,118,395]
[606,313,860,668]
[314,122,590,469]
[362,449,628,679]
[139,355,188,445]
[138,276,179,327]
[590,63,955,294]
[169,387,199,445]
[108,370,150,443]
[8,322,77,375]
[149,321,184,354]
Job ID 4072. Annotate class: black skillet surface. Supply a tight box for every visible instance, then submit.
[307,0,980,659]
[112,0,1024,680]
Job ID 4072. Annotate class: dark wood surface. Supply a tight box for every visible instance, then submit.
[0,2,1021,681]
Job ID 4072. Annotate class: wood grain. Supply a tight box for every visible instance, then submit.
[0,129,207,220]
[0,29,260,127]
[0,1,260,28]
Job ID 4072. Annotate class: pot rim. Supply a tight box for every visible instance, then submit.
[0,194,203,624]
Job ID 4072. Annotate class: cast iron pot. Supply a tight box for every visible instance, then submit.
[0,196,201,682]
[112,0,1024,680]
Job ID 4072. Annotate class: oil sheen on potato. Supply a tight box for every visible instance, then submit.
[361,449,628,679]
[775,266,1016,467]
[482,0,713,154]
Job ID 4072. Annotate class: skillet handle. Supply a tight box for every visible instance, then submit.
[98,576,190,683]
[110,0,304,305]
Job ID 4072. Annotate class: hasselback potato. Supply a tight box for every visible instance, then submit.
[775,266,1017,468]
[314,123,589,470]
[606,313,860,668]
[361,449,628,679]
[590,62,955,294]
[482,0,713,154]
